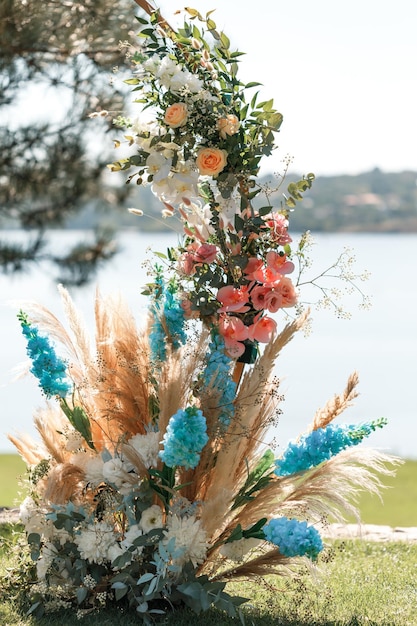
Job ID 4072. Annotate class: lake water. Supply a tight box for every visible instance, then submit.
[1,230,416,459]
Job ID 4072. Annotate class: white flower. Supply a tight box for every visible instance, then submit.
[107,543,124,565]
[157,56,182,89]
[121,523,143,549]
[143,53,160,75]
[146,152,172,183]
[215,193,240,230]
[19,496,50,538]
[163,514,208,567]
[128,431,160,468]
[74,521,117,564]
[71,453,104,487]
[132,119,163,153]
[182,200,213,240]
[36,542,58,579]
[102,457,133,489]
[184,72,204,93]
[169,69,203,94]
[220,538,261,562]
[140,505,163,533]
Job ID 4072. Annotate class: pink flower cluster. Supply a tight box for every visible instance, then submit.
[216,251,297,358]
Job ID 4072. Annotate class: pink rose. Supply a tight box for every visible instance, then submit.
[276,276,298,308]
[178,252,198,276]
[196,147,228,176]
[164,102,188,128]
[195,243,218,264]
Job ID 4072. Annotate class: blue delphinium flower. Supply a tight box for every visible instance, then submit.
[159,406,209,470]
[263,517,323,560]
[275,418,387,477]
[201,330,236,428]
[18,311,72,398]
[149,270,186,362]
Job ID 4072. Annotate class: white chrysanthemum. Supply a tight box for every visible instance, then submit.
[163,515,208,567]
[128,431,160,468]
[220,538,261,562]
[140,505,163,534]
[74,521,117,564]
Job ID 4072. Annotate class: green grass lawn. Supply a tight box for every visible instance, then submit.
[0,533,416,625]
[0,454,27,508]
[2,454,416,526]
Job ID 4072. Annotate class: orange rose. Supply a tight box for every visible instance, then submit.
[196,147,228,176]
[217,114,239,139]
[164,102,188,128]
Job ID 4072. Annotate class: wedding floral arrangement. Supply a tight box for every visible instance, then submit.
[9,3,393,623]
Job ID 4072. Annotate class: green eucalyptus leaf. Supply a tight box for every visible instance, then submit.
[76,587,88,605]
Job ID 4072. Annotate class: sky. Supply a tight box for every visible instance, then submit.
[153,0,417,177]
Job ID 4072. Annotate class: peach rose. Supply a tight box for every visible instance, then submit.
[196,147,228,177]
[217,114,240,139]
[164,102,188,128]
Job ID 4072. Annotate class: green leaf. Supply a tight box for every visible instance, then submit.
[76,587,88,605]
[185,8,202,18]
[258,205,272,216]
[220,31,230,49]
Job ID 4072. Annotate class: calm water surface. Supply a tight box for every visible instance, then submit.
[1,230,416,458]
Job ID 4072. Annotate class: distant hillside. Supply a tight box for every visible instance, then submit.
[284,168,417,233]
[66,168,417,233]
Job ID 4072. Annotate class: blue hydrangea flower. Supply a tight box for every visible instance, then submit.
[275,419,387,477]
[18,312,72,398]
[159,406,209,470]
[149,271,186,362]
[263,517,323,560]
[201,331,236,428]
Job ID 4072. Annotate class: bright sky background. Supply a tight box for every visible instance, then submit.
[155,0,416,177]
